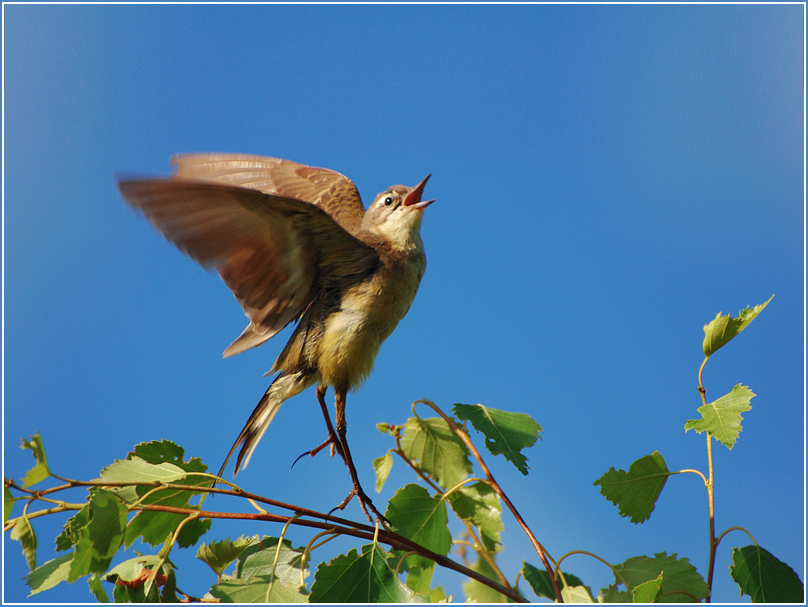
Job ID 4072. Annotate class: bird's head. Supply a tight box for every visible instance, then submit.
[362,174,434,248]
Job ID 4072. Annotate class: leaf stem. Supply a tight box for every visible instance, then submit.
[416,399,561,603]
[715,526,757,548]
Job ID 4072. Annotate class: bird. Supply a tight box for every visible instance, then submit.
[118,153,434,521]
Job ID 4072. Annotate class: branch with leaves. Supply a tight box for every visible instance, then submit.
[6,295,804,603]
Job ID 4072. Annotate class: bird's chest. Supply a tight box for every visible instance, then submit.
[317,252,425,389]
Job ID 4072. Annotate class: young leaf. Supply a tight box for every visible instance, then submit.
[5,485,19,523]
[462,553,513,603]
[373,451,394,493]
[24,553,73,596]
[684,384,754,449]
[594,452,671,523]
[87,574,110,603]
[448,481,504,552]
[114,444,213,549]
[403,564,436,595]
[522,561,587,601]
[702,295,773,359]
[400,416,471,490]
[563,585,596,602]
[235,536,309,588]
[632,573,663,602]
[386,484,452,571]
[211,575,308,603]
[68,489,128,582]
[20,432,50,487]
[452,403,542,475]
[105,556,166,603]
[10,514,38,570]
[55,504,90,552]
[729,545,804,603]
[310,544,424,603]
[196,536,254,578]
[610,552,710,603]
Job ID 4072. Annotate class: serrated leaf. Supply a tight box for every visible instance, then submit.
[448,481,503,552]
[10,514,38,570]
[594,452,671,523]
[376,422,391,434]
[115,445,213,549]
[452,403,542,475]
[24,553,72,596]
[5,485,19,523]
[55,504,90,552]
[632,573,663,602]
[20,432,50,487]
[462,553,513,603]
[88,574,110,603]
[104,554,173,602]
[98,457,188,485]
[373,451,394,493]
[730,545,804,603]
[235,536,308,588]
[563,585,596,602]
[386,484,452,571]
[522,561,587,601]
[610,553,710,603]
[400,416,471,490]
[68,489,128,582]
[197,536,253,577]
[404,564,436,595]
[684,384,754,449]
[703,296,773,358]
[310,544,423,603]
[211,575,308,603]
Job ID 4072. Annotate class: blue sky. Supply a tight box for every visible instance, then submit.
[3,4,803,603]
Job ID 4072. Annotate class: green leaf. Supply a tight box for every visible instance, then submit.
[730,545,804,603]
[99,457,188,485]
[563,585,596,602]
[105,555,166,603]
[609,553,710,603]
[211,575,308,603]
[88,574,110,603]
[10,513,38,570]
[373,451,394,493]
[594,452,672,523]
[68,489,128,582]
[703,295,773,358]
[403,564,436,595]
[400,416,471,490]
[386,484,452,571]
[20,432,50,487]
[235,536,309,588]
[684,384,754,449]
[448,481,504,552]
[310,544,424,603]
[452,403,542,475]
[632,573,663,602]
[24,553,72,596]
[522,561,587,601]
[114,444,213,549]
[462,553,514,603]
[197,536,254,578]
[55,504,90,552]
[5,485,19,523]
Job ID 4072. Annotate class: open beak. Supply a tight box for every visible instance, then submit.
[403,174,435,210]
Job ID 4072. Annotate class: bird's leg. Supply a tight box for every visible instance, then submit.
[332,389,388,524]
[292,386,345,468]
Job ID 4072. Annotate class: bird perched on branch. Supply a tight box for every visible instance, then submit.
[118,154,434,520]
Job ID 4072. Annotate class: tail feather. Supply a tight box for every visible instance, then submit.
[217,371,315,479]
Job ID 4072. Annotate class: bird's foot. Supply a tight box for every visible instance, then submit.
[291,434,346,469]
[331,485,390,526]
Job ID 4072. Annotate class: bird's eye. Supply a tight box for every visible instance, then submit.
[383,196,394,206]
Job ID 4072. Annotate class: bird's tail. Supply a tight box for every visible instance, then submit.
[217,370,316,479]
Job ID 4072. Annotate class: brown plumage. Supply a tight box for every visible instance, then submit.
[118,154,433,520]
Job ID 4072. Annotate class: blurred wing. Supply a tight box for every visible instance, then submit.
[171,153,366,235]
[119,179,379,357]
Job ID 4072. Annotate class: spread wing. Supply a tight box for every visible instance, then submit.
[170,153,366,235]
[119,179,379,357]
